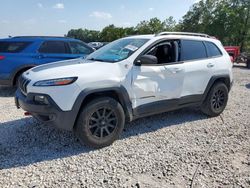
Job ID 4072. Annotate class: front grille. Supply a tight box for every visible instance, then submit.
[18,75,30,95]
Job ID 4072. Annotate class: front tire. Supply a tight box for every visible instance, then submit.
[201,82,228,117]
[74,97,125,148]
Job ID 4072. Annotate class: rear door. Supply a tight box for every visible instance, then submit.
[180,40,213,97]
[36,40,75,64]
[204,41,225,73]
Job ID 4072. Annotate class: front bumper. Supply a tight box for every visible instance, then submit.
[15,89,76,131]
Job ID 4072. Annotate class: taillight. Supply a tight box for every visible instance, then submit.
[0,56,5,60]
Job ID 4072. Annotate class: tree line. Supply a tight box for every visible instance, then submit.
[67,0,250,51]
[66,17,177,42]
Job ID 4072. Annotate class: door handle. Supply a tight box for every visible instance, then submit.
[207,63,215,68]
[166,68,183,74]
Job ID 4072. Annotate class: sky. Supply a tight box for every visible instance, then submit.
[0,0,198,38]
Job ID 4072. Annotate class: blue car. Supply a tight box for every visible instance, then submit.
[0,36,94,86]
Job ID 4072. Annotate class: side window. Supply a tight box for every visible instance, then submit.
[180,40,207,61]
[145,40,180,64]
[69,42,93,54]
[0,42,31,53]
[205,41,222,57]
[38,41,68,54]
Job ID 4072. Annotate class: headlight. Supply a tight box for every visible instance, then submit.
[33,77,77,87]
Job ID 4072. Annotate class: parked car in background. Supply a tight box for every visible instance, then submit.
[0,36,94,86]
[88,42,103,50]
[224,46,240,62]
[88,42,109,50]
[224,46,250,69]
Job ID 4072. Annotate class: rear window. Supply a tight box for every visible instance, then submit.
[39,41,68,54]
[205,42,222,57]
[0,42,31,53]
[181,40,207,61]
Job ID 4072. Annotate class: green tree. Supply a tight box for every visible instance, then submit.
[99,25,125,42]
[66,17,179,43]
[135,17,165,34]
[163,16,177,31]
[180,0,250,51]
[66,1,249,51]
[67,29,100,43]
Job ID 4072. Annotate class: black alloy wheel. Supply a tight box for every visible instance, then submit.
[74,97,125,148]
[88,107,117,139]
[211,89,226,112]
[201,82,228,117]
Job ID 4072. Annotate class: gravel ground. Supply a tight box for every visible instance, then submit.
[0,66,249,188]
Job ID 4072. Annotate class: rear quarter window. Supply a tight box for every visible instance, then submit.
[205,41,222,57]
[180,40,207,61]
[0,42,31,53]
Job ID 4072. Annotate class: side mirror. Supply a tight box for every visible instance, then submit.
[135,55,158,66]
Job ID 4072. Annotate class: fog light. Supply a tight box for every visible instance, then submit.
[34,95,49,105]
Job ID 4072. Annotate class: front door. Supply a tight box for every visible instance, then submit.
[132,40,185,110]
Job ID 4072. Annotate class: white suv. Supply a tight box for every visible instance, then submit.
[15,32,233,148]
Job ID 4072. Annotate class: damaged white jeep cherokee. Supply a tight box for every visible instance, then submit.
[15,32,233,148]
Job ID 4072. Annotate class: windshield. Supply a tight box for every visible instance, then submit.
[87,38,149,62]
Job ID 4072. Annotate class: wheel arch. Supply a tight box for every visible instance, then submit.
[71,86,133,130]
[202,75,231,101]
[11,65,36,86]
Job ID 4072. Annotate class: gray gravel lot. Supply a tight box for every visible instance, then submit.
[0,66,249,188]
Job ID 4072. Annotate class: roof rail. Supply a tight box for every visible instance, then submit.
[155,32,211,38]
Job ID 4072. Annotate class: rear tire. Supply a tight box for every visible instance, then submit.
[74,97,125,148]
[247,58,250,69]
[14,73,22,88]
[201,82,228,117]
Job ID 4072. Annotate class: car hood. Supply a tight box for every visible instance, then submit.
[31,58,87,73]
[25,58,125,84]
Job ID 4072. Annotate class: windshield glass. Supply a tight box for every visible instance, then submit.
[87,38,149,62]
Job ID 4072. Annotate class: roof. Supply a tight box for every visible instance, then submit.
[0,36,80,42]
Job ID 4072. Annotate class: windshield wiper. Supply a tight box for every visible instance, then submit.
[87,58,117,63]
[87,58,105,62]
